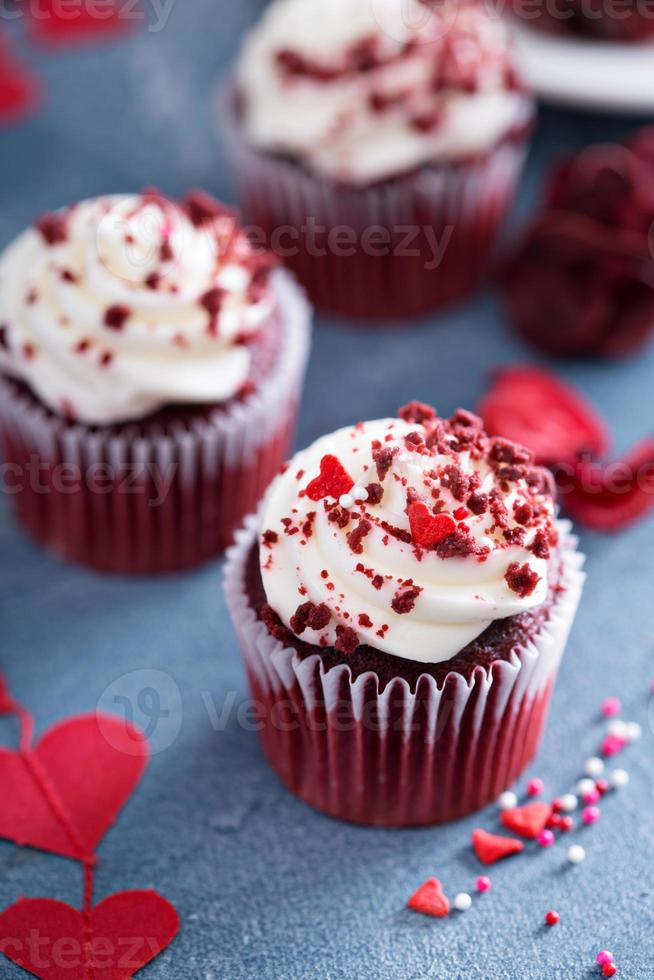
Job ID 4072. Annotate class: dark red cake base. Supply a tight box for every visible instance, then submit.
[224,525,583,826]
[511,0,654,42]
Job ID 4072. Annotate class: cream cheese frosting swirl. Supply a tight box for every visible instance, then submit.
[259,405,559,664]
[0,192,277,425]
[237,0,527,185]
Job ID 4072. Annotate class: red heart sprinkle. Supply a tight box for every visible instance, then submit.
[0,713,148,860]
[501,802,552,839]
[408,501,456,547]
[304,455,354,501]
[407,878,450,918]
[471,828,524,864]
[0,890,179,979]
[478,367,609,467]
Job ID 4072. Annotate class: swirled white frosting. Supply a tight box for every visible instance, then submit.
[237,0,528,185]
[259,410,558,664]
[0,193,277,425]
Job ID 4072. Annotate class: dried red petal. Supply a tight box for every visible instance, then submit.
[471,828,524,864]
[407,878,450,918]
[558,438,654,532]
[478,367,609,466]
[408,501,456,548]
[304,455,354,502]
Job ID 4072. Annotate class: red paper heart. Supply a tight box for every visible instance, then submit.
[304,454,354,501]
[501,802,552,839]
[29,1,140,46]
[0,890,179,979]
[0,676,13,714]
[408,501,456,548]
[471,828,524,864]
[0,713,148,860]
[407,877,450,918]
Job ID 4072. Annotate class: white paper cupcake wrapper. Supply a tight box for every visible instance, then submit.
[224,515,585,825]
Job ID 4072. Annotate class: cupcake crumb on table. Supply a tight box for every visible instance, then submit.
[226,0,535,320]
[0,190,311,573]
[225,403,585,826]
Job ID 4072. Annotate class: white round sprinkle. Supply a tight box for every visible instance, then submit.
[610,768,630,789]
[584,756,605,778]
[567,845,586,864]
[454,893,472,912]
[498,791,518,810]
[626,722,642,742]
[339,494,354,509]
[607,719,628,739]
[560,793,578,812]
[352,486,368,502]
[576,778,596,797]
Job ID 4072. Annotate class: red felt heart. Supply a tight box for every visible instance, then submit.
[28,1,139,46]
[408,501,456,548]
[406,878,450,918]
[471,828,524,865]
[0,890,179,979]
[501,802,552,840]
[0,713,148,860]
[304,454,354,502]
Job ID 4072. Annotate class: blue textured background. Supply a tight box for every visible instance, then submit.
[1,3,653,977]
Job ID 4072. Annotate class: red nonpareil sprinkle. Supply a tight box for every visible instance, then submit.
[104,304,130,331]
[35,212,68,246]
[505,562,540,598]
[501,802,552,839]
[478,367,609,467]
[305,455,354,502]
[408,501,456,548]
[471,828,524,865]
[602,964,618,978]
[544,910,559,927]
[407,878,450,919]
[601,734,626,757]
[200,288,225,317]
[560,439,654,532]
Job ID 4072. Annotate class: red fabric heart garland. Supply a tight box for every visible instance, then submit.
[28,0,141,47]
[0,675,179,979]
[0,28,40,124]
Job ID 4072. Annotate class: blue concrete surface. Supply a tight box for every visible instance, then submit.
[1,3,653,977]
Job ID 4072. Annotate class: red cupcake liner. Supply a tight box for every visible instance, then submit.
[0,272,311,574]
[223,86,534,319]
[225,517,585,827]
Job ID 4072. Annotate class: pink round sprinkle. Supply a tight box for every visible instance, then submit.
[537,829,555,847]
[476,876,492,893]
[601,697,621,718]
[597,951,614,966]
[582,787,601,805]
[527,777,544,797]
[583,805,601,825]
[601,734,626,757]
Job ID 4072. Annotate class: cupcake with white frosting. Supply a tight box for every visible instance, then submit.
[225,403,584,826]
[0,191,311,572]
[226,0,534,319]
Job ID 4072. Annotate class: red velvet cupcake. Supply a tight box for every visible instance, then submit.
[510,0,654,43]
[225,404,585,826]
[225,0,534,320]
[0,191,311,572]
